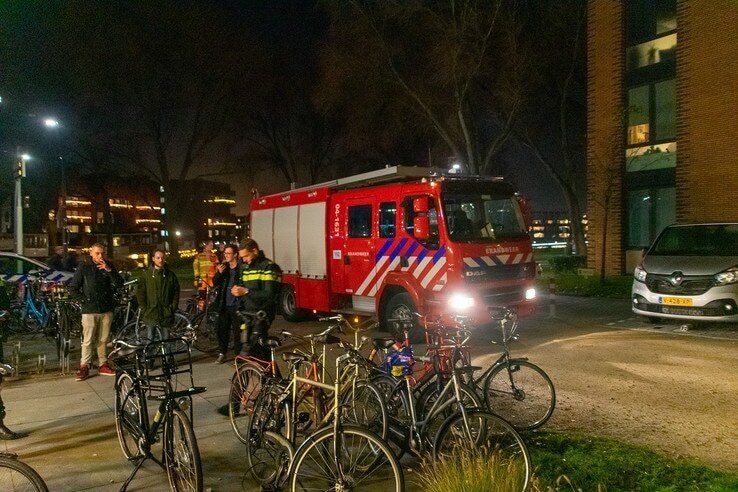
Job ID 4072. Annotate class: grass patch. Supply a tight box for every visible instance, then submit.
[417,447,533,492]
[530,431,738,491]
[537,274,633,299]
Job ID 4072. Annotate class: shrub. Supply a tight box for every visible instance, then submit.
[548,255,586,274]
[416,448,534,492]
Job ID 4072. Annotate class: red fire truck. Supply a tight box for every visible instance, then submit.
[250,166,537,337]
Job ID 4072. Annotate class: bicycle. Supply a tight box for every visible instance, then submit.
[0,363,49,491]
[376,321,532,489]
[464,307,556,431]
[229,311,348,446]
[182,280,218,354]
[111,333,206,491]
[247,346,403,491]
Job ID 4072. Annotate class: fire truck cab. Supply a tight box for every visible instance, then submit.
[250,166,536,337]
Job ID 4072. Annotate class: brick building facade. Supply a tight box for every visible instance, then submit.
[586,0,738,275]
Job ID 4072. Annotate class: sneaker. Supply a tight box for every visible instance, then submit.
[98,363,115,376]
[75,365,90,381]
[215,353,226,364]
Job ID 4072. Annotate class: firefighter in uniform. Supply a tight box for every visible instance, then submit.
[231,238,281,359]
[193,240,219,310]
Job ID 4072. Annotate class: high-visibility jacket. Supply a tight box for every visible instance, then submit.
[238,252,282,321]
[193,251,218,287]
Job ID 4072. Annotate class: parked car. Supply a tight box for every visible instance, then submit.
[632,223,738,323]
[0,252,73,284]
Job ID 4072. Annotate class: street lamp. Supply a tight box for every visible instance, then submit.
[14,153,29,254]
[43,118,59,128]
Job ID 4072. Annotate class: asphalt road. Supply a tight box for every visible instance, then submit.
[2,295,736,490]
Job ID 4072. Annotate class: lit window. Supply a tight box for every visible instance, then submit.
[626,34,677,71]
[628,86,650,145]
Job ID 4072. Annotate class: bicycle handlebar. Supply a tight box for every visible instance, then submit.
[237,310,267,321]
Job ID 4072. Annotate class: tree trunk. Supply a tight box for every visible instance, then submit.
[561,186,586,256]
[163,186,181,257]
[102,188,113,257]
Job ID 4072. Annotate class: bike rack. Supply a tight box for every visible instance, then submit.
[11,342,20,377]
[59,339,72,375]
[36,354,46,375]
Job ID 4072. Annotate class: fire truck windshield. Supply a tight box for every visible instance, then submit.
[443,189,527,242]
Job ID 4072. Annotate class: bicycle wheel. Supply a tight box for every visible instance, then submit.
[483,359,556,431]
[246,384,293,488]
[417,380,481,444]
[164,407,203,492]
[229,361,264,444]
[116,320,149,344]
[191,312,219,354]
[340,380,388,439]
[115,373,143,460]
[290,425,404,492]
[0,456,49,492]
[169,312,193,338]
[433,410,531,491]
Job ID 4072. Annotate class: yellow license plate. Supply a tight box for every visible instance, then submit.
[660,297,693,306]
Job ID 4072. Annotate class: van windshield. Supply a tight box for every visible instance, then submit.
[650,225,738,256]
[442,192,527,242]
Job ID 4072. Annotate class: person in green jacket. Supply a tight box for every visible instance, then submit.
[136,249,180,339]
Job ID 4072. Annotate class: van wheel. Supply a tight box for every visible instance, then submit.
[382,292,425,344]
[280,285,308,322]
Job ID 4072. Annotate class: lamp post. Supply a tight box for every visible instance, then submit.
[14,152,29,255]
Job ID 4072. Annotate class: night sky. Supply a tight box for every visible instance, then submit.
[2,0,582,217]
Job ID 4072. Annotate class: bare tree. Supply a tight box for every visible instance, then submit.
[318,0,531,175]
[511,1,587,255]
[45,2,254,253]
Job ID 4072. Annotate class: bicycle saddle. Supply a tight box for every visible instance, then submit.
[263,336,282,348]
[0,363,12,376]
[282,352,309,363]
[313,333,342,345]
[115,343,146,358]
[373,338,396,350]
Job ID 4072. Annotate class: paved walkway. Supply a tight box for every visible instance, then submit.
[2,295,737,489]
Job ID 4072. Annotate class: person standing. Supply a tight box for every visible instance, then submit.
[213,244,241,363]
[68,243,123,380]
[231,239,281,359]
[193,240,218,310]
[136,249,180,340]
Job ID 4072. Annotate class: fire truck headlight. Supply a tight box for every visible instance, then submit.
[448,293,475,311]
[525,288,536,300]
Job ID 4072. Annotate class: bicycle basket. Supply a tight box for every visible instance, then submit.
[139,337,197,398]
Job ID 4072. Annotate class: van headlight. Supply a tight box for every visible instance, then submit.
[714,266,738,286]
[634,265,648,283]
[448,293,475,310]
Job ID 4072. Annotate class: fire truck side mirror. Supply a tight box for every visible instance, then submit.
[412,197,429,214]
[517,195,532,229]
[413,216,430,240]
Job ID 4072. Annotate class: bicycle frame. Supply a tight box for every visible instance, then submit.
[282,352,353,480]
[23,283,50,327]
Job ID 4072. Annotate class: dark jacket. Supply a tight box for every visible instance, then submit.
[68,258,124,314]
[136,266,180,327]
[212,261,240,312]
[239,252,282,321]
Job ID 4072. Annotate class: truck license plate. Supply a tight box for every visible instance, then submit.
[660,297,693,306]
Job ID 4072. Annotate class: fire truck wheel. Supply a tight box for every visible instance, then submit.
[280,285,308,322]
[382,292,424,344]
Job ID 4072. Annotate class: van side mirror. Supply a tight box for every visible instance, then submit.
[413,216,430,240]
[413,197,429,214]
